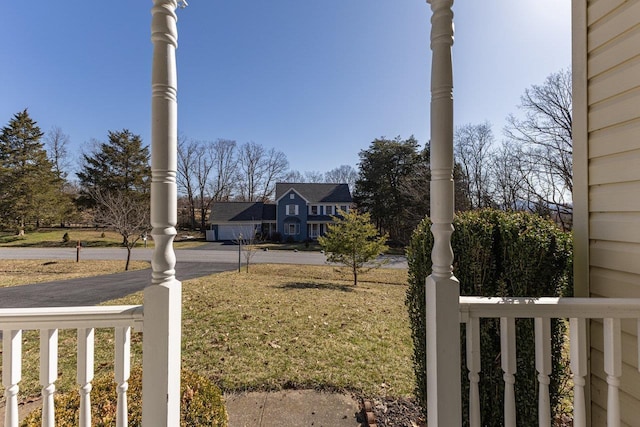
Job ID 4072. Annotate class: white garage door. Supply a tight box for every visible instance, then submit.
[217,224,257,241]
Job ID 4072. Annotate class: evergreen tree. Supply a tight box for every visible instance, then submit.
[77,129,150,197]
[318,209,389,286]
[77,129,151,261]
[354,136,424,245]
[0,110,66,230]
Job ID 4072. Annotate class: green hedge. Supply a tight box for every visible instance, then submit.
[21,367,228,426]
[406,209,572,426]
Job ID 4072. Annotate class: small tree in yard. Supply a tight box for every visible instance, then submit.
[318,209,389,286]
[234,232,259,273]
[91,188,150,271]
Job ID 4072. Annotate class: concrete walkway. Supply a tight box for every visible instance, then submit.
[225,390,364,427]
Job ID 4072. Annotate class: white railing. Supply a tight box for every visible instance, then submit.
[459,297,640,427]
[0,305,143,427]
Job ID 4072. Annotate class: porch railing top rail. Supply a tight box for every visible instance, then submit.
[0,305,143,331]
[459,296,640,321]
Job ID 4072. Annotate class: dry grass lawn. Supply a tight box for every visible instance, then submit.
[179,264,414,397]
[0,259,150,287]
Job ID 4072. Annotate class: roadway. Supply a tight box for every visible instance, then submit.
[0,245,407,308]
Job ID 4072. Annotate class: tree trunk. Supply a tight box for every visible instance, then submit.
[125,246,132,271]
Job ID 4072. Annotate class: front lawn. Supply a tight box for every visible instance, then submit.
[0,229,206,249]
[179,264,414,397]
[0,259,150,287]
[2,264,414,402]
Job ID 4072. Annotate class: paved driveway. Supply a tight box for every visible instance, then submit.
[0,261,236,308]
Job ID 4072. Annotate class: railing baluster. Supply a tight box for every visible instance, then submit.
[466,317,481,427]
[3,329,22,427]
[40,329,58,427]
[500,317,517,427]
[77,328,95,427]
[569,318,587,427]
[115,326,131,427]
[534,318,551,427]
[604,318,621,427]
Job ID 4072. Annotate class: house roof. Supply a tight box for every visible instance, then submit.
[275,183,352,203]
[262,203,276,221]
[210,202,268,223]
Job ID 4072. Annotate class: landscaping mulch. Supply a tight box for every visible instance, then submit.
[362,397,426,427]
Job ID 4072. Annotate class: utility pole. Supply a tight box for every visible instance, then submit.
[238,233,243,273]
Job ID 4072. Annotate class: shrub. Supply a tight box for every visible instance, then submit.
[270,231,282,242]
[62,232,70,243]
[406,209,572,426]
[21,367,228,427]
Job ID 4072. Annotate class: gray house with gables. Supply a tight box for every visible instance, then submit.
[207,183,352,242]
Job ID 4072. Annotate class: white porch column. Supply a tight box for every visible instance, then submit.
[425,0,461,426]
[142,1,182,426]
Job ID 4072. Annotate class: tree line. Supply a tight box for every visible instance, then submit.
[1,68,572,248]
[0,110,358,234]
[355,68,573,245]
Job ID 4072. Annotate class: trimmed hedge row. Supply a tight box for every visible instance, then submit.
[21,367,228,426]
[406,209,572,426]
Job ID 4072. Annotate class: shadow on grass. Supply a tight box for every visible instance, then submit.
[275,281,355,293]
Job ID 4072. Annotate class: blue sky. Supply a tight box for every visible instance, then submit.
[1,1,570,176]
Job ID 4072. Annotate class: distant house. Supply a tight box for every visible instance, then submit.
[206,202,276,242]
[207,182,352,242]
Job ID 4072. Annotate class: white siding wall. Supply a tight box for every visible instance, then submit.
[582,0,640,424]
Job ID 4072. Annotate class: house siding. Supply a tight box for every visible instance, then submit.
[277,190,309,241]
[580,0,640,423]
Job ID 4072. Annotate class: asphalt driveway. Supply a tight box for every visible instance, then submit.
[0,261,236,308]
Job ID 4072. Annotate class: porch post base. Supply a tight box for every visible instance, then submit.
[142,280,182,426]
[426,274,461,426]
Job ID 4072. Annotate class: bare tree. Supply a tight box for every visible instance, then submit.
[491,141,527,211]
[91,188,150,271]
[505,68,573,227]
[179,138,238,230]
[284,170,306,183]
[454,121,495,209]
[194,143,215,231]
[234,232,259,273]
[325,164,358,194]
[45,126,72,181]
[209,138,237,202]
[237,142,265,202]
[177,135,198,228]
[304,171,324,183]
[259,147,289,201]
[237,142,289,202]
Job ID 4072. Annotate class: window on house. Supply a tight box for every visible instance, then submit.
[286,204,299,215]
[309,223,319,237]
[286,223,299,235]
[325,205,333,215]
[340,205,348,212]
[310,205,318,215]
[289,193,295,199]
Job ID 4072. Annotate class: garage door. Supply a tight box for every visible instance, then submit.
[217,224,257,241]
